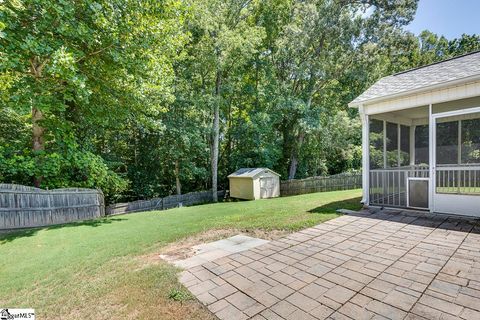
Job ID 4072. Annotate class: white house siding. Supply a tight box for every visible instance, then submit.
[361,80,480,116]
[433,95,480,113]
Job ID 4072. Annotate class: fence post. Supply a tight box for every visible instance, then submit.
[98,189,105,217]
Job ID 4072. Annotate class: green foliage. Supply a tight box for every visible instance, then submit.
[168,288,193,301]
[1,0,479,200]
[0,108,127,200]
[1,0,188,200]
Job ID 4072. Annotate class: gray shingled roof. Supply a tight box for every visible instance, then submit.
[228,168,280,179]
[350,51,480,106]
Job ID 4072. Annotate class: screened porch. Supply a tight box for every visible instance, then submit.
[368,99,480,210]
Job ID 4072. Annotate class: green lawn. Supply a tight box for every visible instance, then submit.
[0,189,361,320]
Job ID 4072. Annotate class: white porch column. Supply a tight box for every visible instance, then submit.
[409,125,416,165]
[428,104,434,213]
[360,106,369,205]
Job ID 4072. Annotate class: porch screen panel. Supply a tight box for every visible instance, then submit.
[459,114,480,194]
[400,125,410,166]
[415,125,429,165]
[386,122,398,167]
[436,112,480,195]
[461,117,480,164]
[369,119,384,169]
[369,120,409,207]
[436,121,458,165]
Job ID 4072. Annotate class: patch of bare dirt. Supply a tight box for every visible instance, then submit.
[140,228,291,265]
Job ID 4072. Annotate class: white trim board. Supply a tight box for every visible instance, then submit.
[361,81,480,115]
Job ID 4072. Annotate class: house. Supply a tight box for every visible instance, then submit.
[350,51,480,217]
[228,168,280,200]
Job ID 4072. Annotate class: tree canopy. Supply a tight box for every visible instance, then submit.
[1,0,479,203]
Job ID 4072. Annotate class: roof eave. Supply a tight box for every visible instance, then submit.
[228,168,281,179]
[349,73,480,109]
[228,175,253,179]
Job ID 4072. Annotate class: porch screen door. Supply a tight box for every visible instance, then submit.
[432,108,480,217]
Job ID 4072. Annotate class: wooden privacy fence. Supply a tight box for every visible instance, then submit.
[0,184,104,230]
[106,190,226,215]
[280,172,362,196]
[1,172,361,229]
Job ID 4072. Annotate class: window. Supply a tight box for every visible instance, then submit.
[369,119,383,169]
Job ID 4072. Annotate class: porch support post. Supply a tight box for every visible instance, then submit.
[410,125,416,165]
[360,106,369,206]
[383,120,387,168]
[397,124,401,167]
[428,104,434,213]
[458,120,462,165]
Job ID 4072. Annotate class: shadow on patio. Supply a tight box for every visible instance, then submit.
[342,207,480,234]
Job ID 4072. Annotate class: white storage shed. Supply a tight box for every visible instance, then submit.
[228,168,281,200]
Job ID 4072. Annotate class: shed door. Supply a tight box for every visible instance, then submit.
[432,108,480,216]
[260,177,274,198]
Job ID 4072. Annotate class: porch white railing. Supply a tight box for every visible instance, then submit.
[436,165,480,195]
[369,166,429,207]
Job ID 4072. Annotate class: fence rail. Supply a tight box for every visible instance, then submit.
[106,190,226,215]
[280,172,362,196]
[0,184,104,230]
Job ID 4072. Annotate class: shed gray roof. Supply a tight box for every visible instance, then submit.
[350,51,480,106]
[228,168,280,179]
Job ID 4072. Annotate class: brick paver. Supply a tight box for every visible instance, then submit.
[179,209,480,319]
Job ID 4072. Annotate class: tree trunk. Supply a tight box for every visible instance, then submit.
[288,132,305,180]
[32,107,44,187]
[225,102,232,174]
[211,70,221,202]
[175,159,181,195]
[288,154,298,180]
[30,57,47,188]
[288,93,313,180]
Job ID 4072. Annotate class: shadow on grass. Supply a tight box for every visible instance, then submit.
[308,196,362,214]
[0,217,127,244]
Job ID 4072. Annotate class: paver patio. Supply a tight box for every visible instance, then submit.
[179,209,480,320]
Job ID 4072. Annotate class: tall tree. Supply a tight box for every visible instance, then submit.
[257,0,418,179]
[2,0,478,203]
[0,0,188,199]
[186,0,265,201]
